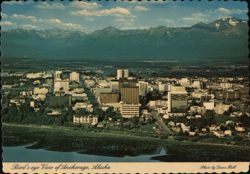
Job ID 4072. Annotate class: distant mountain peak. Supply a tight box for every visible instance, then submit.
[2,17,247,61]
[93,26,121,35]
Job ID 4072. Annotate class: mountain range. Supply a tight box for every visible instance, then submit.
[1,17,248,62]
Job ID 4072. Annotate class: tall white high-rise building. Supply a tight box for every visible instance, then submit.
[123,69,129,78]
[54,71,62,80]
[116,69,129,80]
[70,72,80,82]
[137,81,148,96]
[54,79,69,94]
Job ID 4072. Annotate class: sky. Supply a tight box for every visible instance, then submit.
[0,0,248,32]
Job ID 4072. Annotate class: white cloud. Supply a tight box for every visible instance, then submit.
[35,2,65,10]
[181,12,206,24]
[71,1,100,9]
[47,18,63,24]
[216,7,231,15]
[134,6,149,12]
[216,7,247,15]
[20,24,38,30]
[71,7,133,17]
[44,18,84,30]
[121,26,149,30]
[114,17,135,28]
[0,21,16,26]
[12,14,37,22]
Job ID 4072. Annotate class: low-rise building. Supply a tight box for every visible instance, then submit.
[72,102,93,112]
[120,103,140,118]
[203,101,215,110]
[73,115,98,125]
[213,131,225,138]
[34,87,48,95]
[100,93,119,104]
[215,103,232,115]
[190,106,206,115]
[235,126,245,132]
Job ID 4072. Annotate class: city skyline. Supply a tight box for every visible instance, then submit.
[1,0,248,32]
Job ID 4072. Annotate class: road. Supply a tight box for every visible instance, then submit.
[151,111,174,135]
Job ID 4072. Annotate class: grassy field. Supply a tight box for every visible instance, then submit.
[3,123,250,161]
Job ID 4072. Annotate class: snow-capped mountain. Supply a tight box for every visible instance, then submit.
[1,18,248,61]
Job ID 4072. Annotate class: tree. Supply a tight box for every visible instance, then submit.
[204,110,214,126]
[239,114,250,127]
[78,108,88,115]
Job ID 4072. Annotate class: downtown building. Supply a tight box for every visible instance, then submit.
[116,69,129,80]
[69,72,80,83]
[168,92,188,114]
[100,93,119,104]
[53,70,69,94]
[120,86,140,118]
[120,86,139,104]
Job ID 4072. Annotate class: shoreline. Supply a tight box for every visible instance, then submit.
[3,122,250,162]
[3,122,249,149]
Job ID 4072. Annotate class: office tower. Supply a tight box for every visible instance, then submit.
[121,86,139,104]
[100,93,119,104]
[168,92,188,113]
[240,87,249,101]
[158,82,168,92]
[222,90,240,101]
[137,81,148,96]
[117,69,129,80]
[119,79,137,91]
[54,71,62,80]
[54,79,69,93]
[70,72,80,82]
[123,69,129,78]
[111,80,119,91]
[120,103,140,118]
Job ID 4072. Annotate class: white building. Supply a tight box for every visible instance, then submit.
[70,72,80,82]
[170,85,186,92]
[26,72,45,79]
[192,81,201,89]
[110,80,119,91]
[137,81,149,96]
[190,106,206,115]
[54,71,62,80]
[73,115,98,125]
[179,78,190,87]
[214,103,232,115]
[33,87,48,95]
[72,102,93,112]
[220,82,233,89]
[203,101,215,110]
[117,69,129,80]
[158,82,168,92]
[54,79,69,93]
[120,103,140,118]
